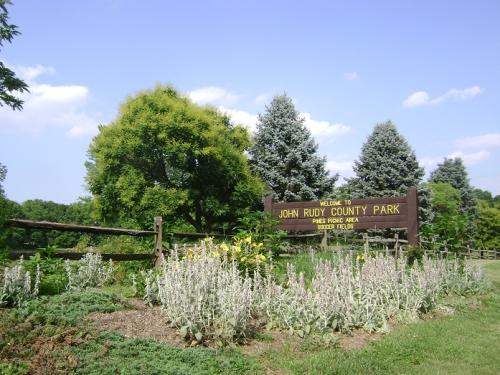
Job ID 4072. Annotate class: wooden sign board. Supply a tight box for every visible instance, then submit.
[264,187,419,245]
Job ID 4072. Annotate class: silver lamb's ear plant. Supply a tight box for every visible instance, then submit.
[147,240,488,343]
[64,253,114,291]
[0,257,42,308]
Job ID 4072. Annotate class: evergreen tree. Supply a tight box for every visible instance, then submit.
[0,0,29,110]
[348,121,424,198]
[250,94,336,202]
[429,157,477,232]
[347,121,430,226]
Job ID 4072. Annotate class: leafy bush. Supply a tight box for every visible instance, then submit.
[234,211,287,255]
[17,289,127,325]
[183,237,271,271]
[65,253,113,290]
[23,253,66,295]
[1,258,40,307]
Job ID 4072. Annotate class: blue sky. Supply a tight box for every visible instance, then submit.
[1,0,499,203]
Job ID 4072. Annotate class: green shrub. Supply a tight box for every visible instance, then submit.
[234,211,286,255]
[23,253,66,295]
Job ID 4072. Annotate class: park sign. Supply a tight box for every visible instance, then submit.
[264,187,419,245]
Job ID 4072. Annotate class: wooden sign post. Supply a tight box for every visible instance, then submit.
[264,187,419,245]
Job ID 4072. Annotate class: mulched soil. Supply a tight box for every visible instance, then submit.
[86,299,188,348]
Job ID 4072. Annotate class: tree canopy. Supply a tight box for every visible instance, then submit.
[429,157,477,232]
[423,182,467,246]
[250,94,336,202]
[348,121,424,198]
[86,85,264,232]
[0,0,29,110]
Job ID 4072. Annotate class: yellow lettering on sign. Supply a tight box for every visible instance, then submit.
[303,207,325,218]
[320,200,342,207]
[372,204,401,215]
[279,209,298,219]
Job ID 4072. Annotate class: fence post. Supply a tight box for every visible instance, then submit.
[154,216,164,267]
[394,233,399,257]
[363,233,369,253]
[321,230,328,250]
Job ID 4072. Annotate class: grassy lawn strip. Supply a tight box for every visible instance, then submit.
[258,260,500,375]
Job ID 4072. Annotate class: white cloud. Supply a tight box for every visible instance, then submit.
[403,86,482,108]
[218,106,258,132]
[0,64,101,137]
[327,159,353,173]
[15,64,56,81]
[301,112,351,138]
[216,104,351,140]
[344,72,359,80]
[188,86,239,106]
[447,150,490,166]
[454,133,500,150]
[419,156,441,172]
[327,156,355,183]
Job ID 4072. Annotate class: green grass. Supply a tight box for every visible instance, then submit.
[273,251,336,283]
[256,260,500,374]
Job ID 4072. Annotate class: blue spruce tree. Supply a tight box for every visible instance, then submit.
[250,94,337,202]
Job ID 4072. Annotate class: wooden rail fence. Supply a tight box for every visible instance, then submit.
[4,218,499,261]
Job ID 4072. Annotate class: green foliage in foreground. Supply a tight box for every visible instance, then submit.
[17,289,127,325]
[258,261,500,375]
[70,331,260,375]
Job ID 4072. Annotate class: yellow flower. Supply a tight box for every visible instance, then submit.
[241,256,247,262]
[220,243,229,252]
[232,245,242,254]
[212,251,220,257]
[244,236,252,244]
[259,254,266,261]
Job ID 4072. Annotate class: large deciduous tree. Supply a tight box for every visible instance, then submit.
[0,0,29,110]
[422,182,467,246]
[250,94,336,202]
[86,86,264,232]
